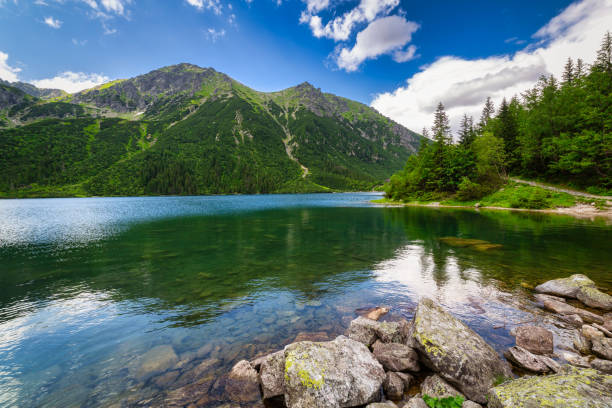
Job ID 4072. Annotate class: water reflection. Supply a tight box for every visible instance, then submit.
[0,197,610,407]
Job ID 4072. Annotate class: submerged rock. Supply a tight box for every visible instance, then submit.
[541,298,604,324]
[283,335,385,408]
[535,274,596,298]
[488,365,612,408]
[410,298,510,403]
[356,306,390,321]
[577,286,612,311]
[438,237,502,251]
[259,351,285,399]
[513,325,553,355]
[504,346,558,373]
[225,360,261,403]
[372,341,420,372]
[345,316,409,346]
[420,374,463,399]
[293,331,329,343]
[134,345,179,380]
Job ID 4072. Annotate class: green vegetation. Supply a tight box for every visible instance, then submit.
[0,63,422,197]
[385,32,611,208]
[422,395,465,408]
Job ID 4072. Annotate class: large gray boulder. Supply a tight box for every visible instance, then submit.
[345,316,409,346]
[592,358,612,374]
[372,341,420,372]
[283,335,385,408]
[513,325,553,355]
[488,365,612,408]
[382,372,404,400]
[259,351,285,399]
[410,298,510,404]
[535,274,596,298]
[420,374,463,399]
[577,286,612,310]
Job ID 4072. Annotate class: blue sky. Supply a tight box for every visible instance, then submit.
[1,0,610,132]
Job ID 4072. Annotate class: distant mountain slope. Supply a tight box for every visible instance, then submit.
[0,79,65,99]
[0,63,422,197]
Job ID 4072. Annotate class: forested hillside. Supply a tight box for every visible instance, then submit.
[385,32,612,205]
[0,64,422,197]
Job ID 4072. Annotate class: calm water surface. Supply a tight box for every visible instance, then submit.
[0,193,610,407]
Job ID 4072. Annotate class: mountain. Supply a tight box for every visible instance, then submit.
[0,63,422,197]
[0,79,65,99]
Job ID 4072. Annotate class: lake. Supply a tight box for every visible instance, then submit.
[0,193,610,407]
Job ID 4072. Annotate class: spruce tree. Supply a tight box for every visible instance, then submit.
[495,98,519,172]
[458,114,475,146]
[562,57,574,84]
[431,102,451,145]
[478,97,495,130]
[594,30,612,73]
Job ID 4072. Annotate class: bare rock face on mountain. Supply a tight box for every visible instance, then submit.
[488,365,612,408]
[283,335,385,408]
[409,298,511,404]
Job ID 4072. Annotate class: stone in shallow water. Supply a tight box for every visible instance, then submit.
[573,332,592,355]
[438,237,489,247]
[504,346,554,373]
[582,324,605,340]
[293,331,329,342]
[355,306,389,321]
[591,358,612,374]
[410,298,510,403]
[542,298,604,324]
[372,341,420,372]
[345,316,409,346]
[577,286,612,311]
[488,365,612,408]
[225,360,261,403]
[592,337,612,360]
[535,274,596,298]
[134,345,179,380]
[513,325,553,355]
[259,350,285,399]
[283,335,385,408]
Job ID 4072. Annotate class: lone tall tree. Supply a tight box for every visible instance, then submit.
[479,97,495,129]
[431,102,451,146]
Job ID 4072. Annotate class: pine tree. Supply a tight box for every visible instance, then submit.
[478,97,495,129]
[594,30,612,73]
[495,98,519,172]
[574,58,585,79]
[422,127,430,139]
[458,114,475,146]
[562,57,574,84]
[431,102,451,145]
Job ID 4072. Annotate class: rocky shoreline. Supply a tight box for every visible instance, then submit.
[169,273,612,408]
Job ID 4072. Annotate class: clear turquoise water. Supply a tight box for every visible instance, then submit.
[0,193,610,407]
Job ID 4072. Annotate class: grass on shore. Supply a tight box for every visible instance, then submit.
[373,182,609,211]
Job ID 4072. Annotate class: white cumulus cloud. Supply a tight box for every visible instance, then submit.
[186,0,222,14]
[206,27,226,42]
[0,51,21,82]
[44,16,62,28]
[335,15,419,71]
[301,0,399,41]
[31,72,110,93]
[371,0,612,135]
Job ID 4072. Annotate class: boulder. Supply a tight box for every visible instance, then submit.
[591,358,612,374]
[259,351,285,399]
[366,403,397,408]
[535,274,596,298]
[573,333,592,355]
[403,397,428,408]
[283,335,385,408]
[420,374,463,399]
[604,313,612,332]
[410,298,510,403]
[372,341,420,372]
[592,337,612,360]
[559,313,583,327]
[562,351,592,368]
[503,346,556,373]
[134,345,179,380]
[345,317,409,346]
[576,286,612,310]
[488,365,612,408]
[534,293,567,303]
[593,323,612,337]
[394,372,414,388]
[542,298,603,324]
[225,360,261,403]
[383,372,404,400]
[462,402,482,408]
[582,324,604,340]
[513,325,553,355]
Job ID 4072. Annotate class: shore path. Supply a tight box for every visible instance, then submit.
[510,177,612,201]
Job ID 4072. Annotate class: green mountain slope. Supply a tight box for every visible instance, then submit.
[0,63,422,197]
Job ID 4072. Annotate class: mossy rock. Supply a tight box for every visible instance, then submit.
[488,365,612,407]
[438,237,502,251]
